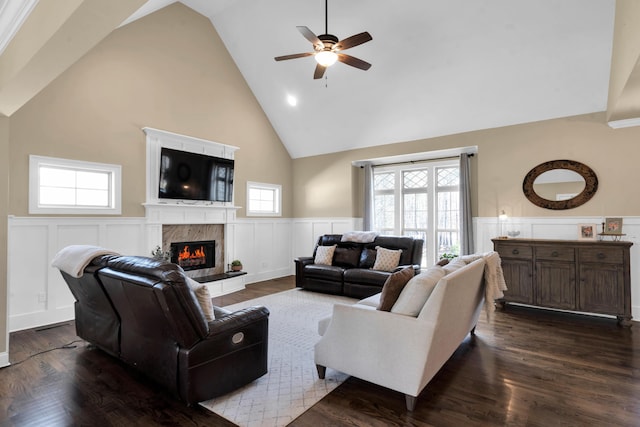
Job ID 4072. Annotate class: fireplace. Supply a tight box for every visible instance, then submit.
[170,240,216,271]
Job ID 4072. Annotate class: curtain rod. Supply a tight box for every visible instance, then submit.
[360,153,475,168]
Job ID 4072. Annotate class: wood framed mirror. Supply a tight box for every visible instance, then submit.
[522,160,598,210]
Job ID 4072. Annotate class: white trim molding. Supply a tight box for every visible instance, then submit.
[352,146,478,167]
[143,127,239,208]
[0,351,8,368]
[0,0,38,56]
[29,155,122,215]
[246,181,282,217]
[607,118,640,129]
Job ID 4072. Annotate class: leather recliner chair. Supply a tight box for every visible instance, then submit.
[60,254,120,357]
[60,255,269,404]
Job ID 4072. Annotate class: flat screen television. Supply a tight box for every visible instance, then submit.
[158,147,234,202]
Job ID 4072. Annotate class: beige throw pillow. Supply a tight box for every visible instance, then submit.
[186,277,215,321]
[391,267,446,316]
[377,267,415,311]
[443,258,467,275]
[372,246,403,272]
[314,244,337,265]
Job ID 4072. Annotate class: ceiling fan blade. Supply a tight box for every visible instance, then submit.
[274,52,315,61]
[337,53,371,71]
[297,26,324,50]
[313,63,327,79]
[334,31,372,51]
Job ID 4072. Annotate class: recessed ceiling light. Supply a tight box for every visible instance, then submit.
[287,94,298,106]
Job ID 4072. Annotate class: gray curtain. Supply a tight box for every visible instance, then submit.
[459,153,474,255]
[363,163,373,231]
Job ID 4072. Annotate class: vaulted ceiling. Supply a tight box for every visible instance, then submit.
[0,0,633,159]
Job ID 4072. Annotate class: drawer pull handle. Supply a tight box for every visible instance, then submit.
[597,253,606,259]
[551,251,559,257]
[512,249,520,255]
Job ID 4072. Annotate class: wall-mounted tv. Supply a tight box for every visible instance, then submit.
[158,147,234,202]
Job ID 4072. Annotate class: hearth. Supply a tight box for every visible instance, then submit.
[170,240,216,271]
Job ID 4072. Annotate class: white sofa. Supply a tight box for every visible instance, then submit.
[314,256,493,411]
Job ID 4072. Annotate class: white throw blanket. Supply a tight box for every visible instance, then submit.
[481,251,508,320]
[460,251,508,320]
[340,231,379,243]
[51,245,120,278]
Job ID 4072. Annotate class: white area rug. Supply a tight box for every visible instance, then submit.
[199,288,356,426]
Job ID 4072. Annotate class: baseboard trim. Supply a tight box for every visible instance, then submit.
[246,267,293,285]
[0,351,9,368]
[9,306,74,333]
[608,118,640,129]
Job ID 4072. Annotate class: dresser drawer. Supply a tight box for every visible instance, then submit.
[535,246,575,261]
[494,243,533,259]
[579,247,624,264]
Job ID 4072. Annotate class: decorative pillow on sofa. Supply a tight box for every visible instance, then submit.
[459,254,484,264]
[315,244,337,265]
[376,266,415,311]
[391,266,446,316]
[186,277,215,321]
[443,258,467,275]
[372,246,403,272]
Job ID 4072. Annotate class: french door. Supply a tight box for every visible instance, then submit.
[372,160,460,266]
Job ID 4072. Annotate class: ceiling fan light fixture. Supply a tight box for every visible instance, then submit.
[315,50,338,67]
[274,0,372,79]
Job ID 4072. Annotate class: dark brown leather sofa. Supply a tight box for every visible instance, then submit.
[295,234,424,299]
[60,255,269,404]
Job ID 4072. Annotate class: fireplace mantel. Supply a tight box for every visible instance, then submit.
[143,203,240,225]
[143,127,241,225]
[142,128,246,296]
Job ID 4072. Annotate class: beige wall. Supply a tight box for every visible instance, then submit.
[0,0,147,116]
[293,112,640,219]
[0,116,8,356]
[9,3,292,218]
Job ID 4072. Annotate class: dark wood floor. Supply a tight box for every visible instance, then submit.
[2,276,639,426]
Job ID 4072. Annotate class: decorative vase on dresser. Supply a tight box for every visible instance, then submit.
[492,238,633,327]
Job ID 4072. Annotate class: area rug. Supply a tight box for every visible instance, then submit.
[199,288,356,426]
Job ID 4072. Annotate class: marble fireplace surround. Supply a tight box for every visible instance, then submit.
[163,224,224,278]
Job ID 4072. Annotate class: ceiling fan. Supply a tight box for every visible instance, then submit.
[274,0,372,79]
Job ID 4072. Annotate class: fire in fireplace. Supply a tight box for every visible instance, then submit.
[170,240,216,271]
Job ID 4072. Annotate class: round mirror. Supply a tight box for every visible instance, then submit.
[523,160,598,210]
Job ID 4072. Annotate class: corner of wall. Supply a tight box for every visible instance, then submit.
[1,116,9,357]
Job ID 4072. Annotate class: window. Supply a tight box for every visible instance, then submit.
[372,159,459,266]
[247,181,281,216]
[29,155,122,215]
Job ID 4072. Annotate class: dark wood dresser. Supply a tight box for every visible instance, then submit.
[492,238,633,326]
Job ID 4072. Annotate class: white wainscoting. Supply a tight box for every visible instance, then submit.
[291,218,363,260]
[227,218,294,284]
[8,215,638,331]
[7,216,151,332]
[474,216,640,320]
[6,215,301,332]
